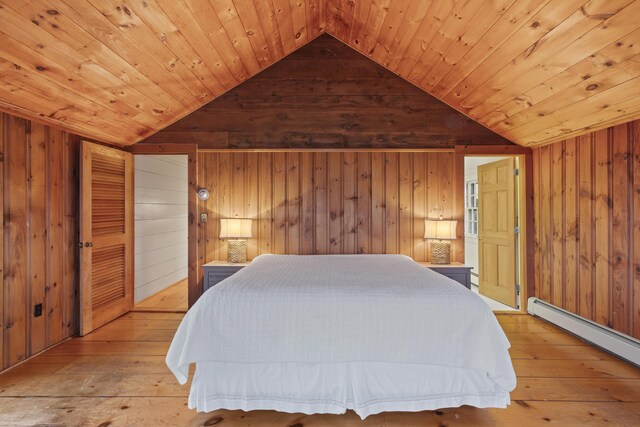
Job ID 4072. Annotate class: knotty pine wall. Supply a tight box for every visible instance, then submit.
[1,112,80,370]
[533,119,640,339]
[198,151,464,268]
[144,34,512,149]
[145,33,508,292]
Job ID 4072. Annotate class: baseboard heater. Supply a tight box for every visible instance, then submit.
[527,297,640,367]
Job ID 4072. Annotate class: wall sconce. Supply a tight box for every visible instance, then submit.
[197,188,210,201]
[219,218,252,263]
[424,217,457,264]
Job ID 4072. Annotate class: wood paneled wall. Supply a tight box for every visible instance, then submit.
[533,119,640,339]
[144,35,512,149]
[198,151,463,268]
[1,112,80,370]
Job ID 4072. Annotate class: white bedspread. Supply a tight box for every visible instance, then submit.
[166,254,516,418]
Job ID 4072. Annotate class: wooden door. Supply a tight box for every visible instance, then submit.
[478,158,517,308]
[79,141,134,335]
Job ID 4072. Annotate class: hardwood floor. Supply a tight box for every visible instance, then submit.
[134,279,188,312]
[0,313,638,426]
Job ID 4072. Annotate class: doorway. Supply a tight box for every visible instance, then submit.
[464,156,522,311]
[132,154,188,312]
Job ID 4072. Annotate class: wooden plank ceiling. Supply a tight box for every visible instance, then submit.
[0,0,325,145]
[0,0,639,147]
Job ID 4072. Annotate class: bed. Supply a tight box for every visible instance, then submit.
[166,254,516,419]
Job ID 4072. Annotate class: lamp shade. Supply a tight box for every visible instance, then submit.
[219,218,252,239]
[424,220,457,240]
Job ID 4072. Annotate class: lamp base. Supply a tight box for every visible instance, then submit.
[227,240,247,263]
[430,241,451,264]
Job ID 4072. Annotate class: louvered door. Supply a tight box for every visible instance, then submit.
[80,141,133,335]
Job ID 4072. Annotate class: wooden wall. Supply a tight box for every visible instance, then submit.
[144,34,512,149]
[1,112,80,370]
[533,119,640,339]
[198,151,463,268]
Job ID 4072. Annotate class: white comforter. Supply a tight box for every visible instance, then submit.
[167,254,516,418]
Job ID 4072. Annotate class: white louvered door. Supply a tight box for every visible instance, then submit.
[79,141,133,335]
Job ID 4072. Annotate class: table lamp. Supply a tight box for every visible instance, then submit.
[220,218,252,263]
[424,218,457,264]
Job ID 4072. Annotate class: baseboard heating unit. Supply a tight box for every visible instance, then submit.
[527,297,640,367]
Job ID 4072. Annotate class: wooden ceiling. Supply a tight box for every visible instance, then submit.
[0,0,324,145]
[328,0,640,147]
[1,1,640,147]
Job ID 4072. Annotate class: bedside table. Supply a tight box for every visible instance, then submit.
[203,260,250,292]
[419,262,472,290]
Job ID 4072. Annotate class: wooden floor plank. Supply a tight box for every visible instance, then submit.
[133,279,188,312]
[120,312,186,320]
[77,328,175,342]
[505,331,586,346]
[513,359,640,379]
[0,313,638,426]
[509,344,616,361]
[512,378,640,402]
[0,373,187,398]
[498,321,561,333]
[97,318,183,330]
[44,341,171,356]
[21,355,170,375]
[0,398,638,426]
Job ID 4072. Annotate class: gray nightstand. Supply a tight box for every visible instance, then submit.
[203,261,250,292]
[419,262,472,289]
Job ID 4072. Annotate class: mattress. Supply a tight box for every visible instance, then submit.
[166,254,516,418]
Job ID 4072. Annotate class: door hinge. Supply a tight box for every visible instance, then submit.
[514,168,519,176]
[516,284,521,293]
[514,226,520,234]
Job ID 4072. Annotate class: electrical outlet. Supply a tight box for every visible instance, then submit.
[200,212,208,223]
[34,303,43,317]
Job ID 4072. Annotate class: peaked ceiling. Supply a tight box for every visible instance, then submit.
[1,0,639,147]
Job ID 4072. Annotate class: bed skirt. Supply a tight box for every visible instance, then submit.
[189,361,511,419]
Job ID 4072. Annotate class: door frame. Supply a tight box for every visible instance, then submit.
[456,145,533,312]
[128,144,199,308]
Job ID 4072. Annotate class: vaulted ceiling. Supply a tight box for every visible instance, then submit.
[1,0,639,147]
